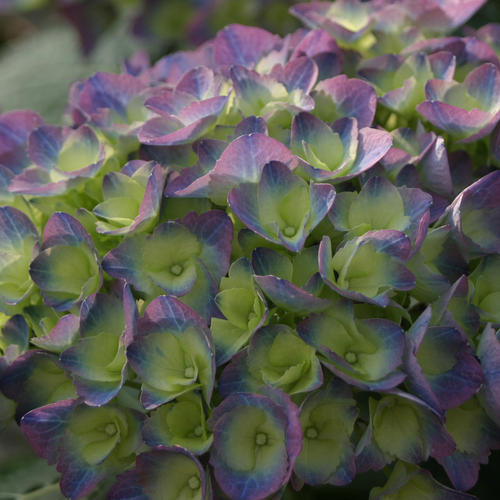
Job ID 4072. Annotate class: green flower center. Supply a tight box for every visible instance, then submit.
[283,226,296,237]
[170,264,184,276]
[104,423,117,436]
[345,351,358,364]
[184,366,195,379]
[305,426,318,439]
[255,432,268,446]
[193,425,203,437]
[188,475,201,490]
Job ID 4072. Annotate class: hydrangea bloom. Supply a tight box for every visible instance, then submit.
[0,1,499,499]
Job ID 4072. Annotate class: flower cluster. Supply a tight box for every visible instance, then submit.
[1,0,500,498]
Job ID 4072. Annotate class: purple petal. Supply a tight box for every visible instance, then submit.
[449,170,500,255]
[477,324,500,426]
[255,275,331,314]
[208,133,297,205]
[281,56,318,93]
[214,24,281,73]
[108,469,146,500]
[41,212,95,250]
[315,75,377,128]
[291,29,343,80]
[176,66,219,100]
[0,110,44,174]
[182,210,233,282]
[30,314,79,353]
[20,398,77,464]
[28,125,65,169]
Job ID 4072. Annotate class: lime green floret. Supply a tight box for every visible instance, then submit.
[332,240,393,298]
[0,234,37,304]
[218,406,285,473]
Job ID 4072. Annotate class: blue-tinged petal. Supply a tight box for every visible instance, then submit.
[290,29,343,81]
[437,398,500,491]
[297,302,405,391]
[254,275,331,314]
[0,350,76,420]
[477,324,500,426]
[319,232,415,306]
[370,392,455,464]
[1,314,29,353]
[108,469,147,500]
[404,307,483,413]
[20,398,78,464]
[214,24,281,74]
[208,390,301,500]
[182,210,233,282]
[0,206,39,305]
[176,66,220,100]
[448,170,500,256]
[0,110,44,174]
[127,296,214,409]
[28,125,64,169]
[30,314,79,353]
[208,133,298,205]
[314,75,377,128]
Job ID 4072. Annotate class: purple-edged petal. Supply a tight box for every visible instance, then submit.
[290,1,372,45]
[370,392,455,464]
[220,324,323,397]
[280,56,319,94]
[477,324,500,426]
[0,350,76,420]
[30,314,79,353]
[314,75,377,128]
[1,314,29,353]
[56,404,142,500]
[229,161,335,253]
[254,275,331,314]
[30,213,101,311]
[70,71,146,127]
[291,29,343,80]
[214,24,281,74]
[0,206,39,305]
[437,398,500,492]
[448,170,500,256]
[176,66,220,100]
[0,110,44,174]
[138,96,228,146]
[297,307,406,391]
[28,125,64,169]
[319,232,415,307]
[20,398,78,464]
[404,307,483,413]
[60,286,135,406]
[208,133,298,205]
[182,210,233,282]
[208,390,301,500]
[108,469,146,500]
[127,296,214,410]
